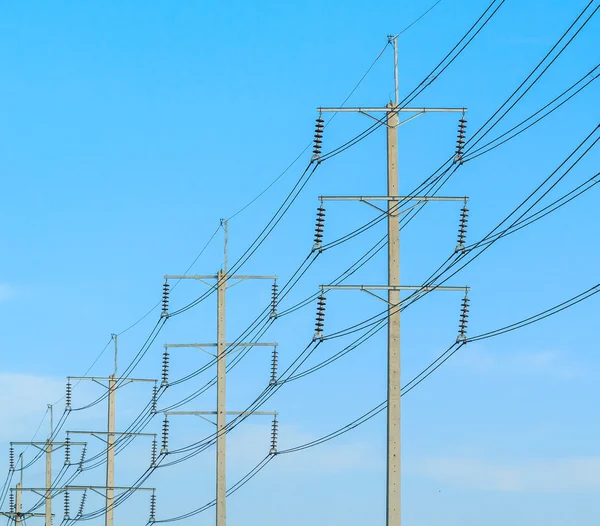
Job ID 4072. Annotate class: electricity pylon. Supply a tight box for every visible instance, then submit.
[314,35,470,526]
[163,219,278,526]
[8,405,86,526]
[65,335,158,526]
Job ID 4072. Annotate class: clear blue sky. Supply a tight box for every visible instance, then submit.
[1,1,599,525]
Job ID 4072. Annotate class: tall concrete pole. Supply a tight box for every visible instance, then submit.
[15,482,22,526]
[106,335,117,526]
[386,100,400,526]
[45,404,53,526]
[216,268,227,526]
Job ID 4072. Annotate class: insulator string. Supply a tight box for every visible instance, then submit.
[314,294,327,341]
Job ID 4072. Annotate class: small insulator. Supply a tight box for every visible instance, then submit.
[151,437,158,467]
[269,346,278,385]
[313,294,327,341]
[455,204,469,253]
[312,204,326,251]
[457,295,470,342]
[65,380,72,410]
[9,446,14,471]
[269,416,279,455]
[270,280,278,319]
[161,281,169,318]
[152,384,158,413]
[313,115,324,158]
[77,490,87,517]
[9,491,14,513]
[78,445,87,472]
[150,492,157,523]
[161,416,169,454]
[161,349,169,387]
[64,436,71,465]
[454,114,467,164]
[64,489,70,519]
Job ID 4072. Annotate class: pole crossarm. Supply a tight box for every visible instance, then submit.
[68,377,155,383]
[68,431,155,437]
[320,195,468,202]
[318,106,467,113]
[320,284,469,292]
[165,342,277,348]
[0,512,49,518]
[165,411,277,416]
[164,275,277,280]
[11,442,86,446]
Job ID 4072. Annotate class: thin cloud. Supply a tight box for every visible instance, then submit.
[411,456,600,492]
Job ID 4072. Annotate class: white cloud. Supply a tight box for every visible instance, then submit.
[0,373,64,440]
[410,456,600,492]
[454,347,582,379]
[0,283,16,302]
[227,423,380,475]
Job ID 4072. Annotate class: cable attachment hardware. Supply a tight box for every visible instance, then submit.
[161,280,169,318]
[9,446,14,471]
[270,346,278,385]
[64,489,70,520]
[313,294,326,341]
[64,436,71,465]
[151,437,158,467]
[9,490,14,513]
[455,203,469,253]
[150,492,157,523]
[269,416,279,455]
[161,348,169,387]
[313,114,324,159]
[65,379,72,411]
[457,294,470,342]
[313,203,326,252]
[161,416,169,454]
[78,445,87,473]
[270,280,278,319]
[454,113,467,164]
[77,490,87,518]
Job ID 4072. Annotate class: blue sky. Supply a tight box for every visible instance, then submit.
[1,1,599,525]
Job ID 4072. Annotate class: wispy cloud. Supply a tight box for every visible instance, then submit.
[0,283,16,302]
[0,373,64,440]
[454,347,583,379]
[411,456,600,492]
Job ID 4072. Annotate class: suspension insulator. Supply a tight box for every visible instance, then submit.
[65,380,72,410]
[161,416,169,454]
[313,204,326,251]
[455,204,469,253]
[9,491,14,513]
[9,446,14,471]
[313,115,324,159]
[161,281,169,318]
[77,490,87,518]
[151,437,158,467]
[269,416,279,455]
[64,436,71,465]
[150,492,157,523]
[270,280,278,319]
[270,346,278,385]
[161,349,169,387]
[64,490,70,519]
[454,115,467,164]
[457,295,470,342]
[78,445,87,472]
[313,294,326,341]
[152,384,158,414]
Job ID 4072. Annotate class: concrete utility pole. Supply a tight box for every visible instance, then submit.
[164,220,278,526]
[9,416,85,526]
[316,35,468,526]
[67,334,158,526]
